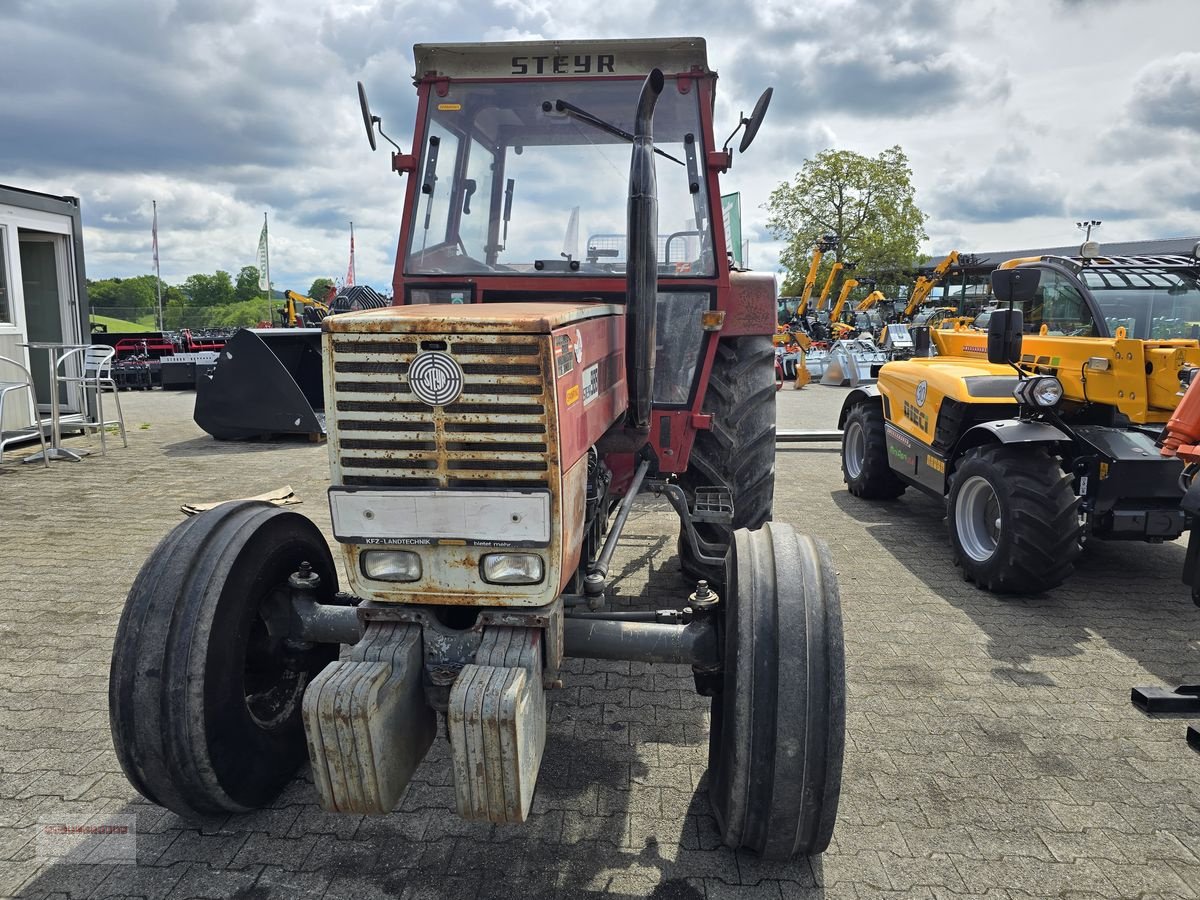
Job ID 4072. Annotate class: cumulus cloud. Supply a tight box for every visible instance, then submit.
[930,144,1067,223]
[1099,52,1200,160]
[0,0,1193,288]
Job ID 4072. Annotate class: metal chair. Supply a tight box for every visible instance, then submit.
[55,345,127,455]
[0,355,49,467]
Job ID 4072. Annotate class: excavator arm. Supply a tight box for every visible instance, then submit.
[282,289,331,327]
[815,262,844,312]
[795,234,839,316]
[829,278,859,323]
[904,250,959,318]
[855,290,885,313]
[795,248,824,316]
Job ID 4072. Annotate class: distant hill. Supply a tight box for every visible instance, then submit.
[90,313,154,333]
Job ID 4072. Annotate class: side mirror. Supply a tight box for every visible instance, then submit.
[738,87,773,152]
[357,81,378,151]
[987,309,1024,365]
[990,267,1041,306]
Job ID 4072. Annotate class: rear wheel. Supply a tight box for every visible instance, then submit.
[708,522,845,858]
[841,401,906,499]
[678,335,777,586]
[947,444,1081,593]
[109,502,340,818]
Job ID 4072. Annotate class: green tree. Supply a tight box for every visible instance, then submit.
[182,270,236,307]
[308,277,335,302]
[211,298,276,328]
[767,146,928,298]
[235,266,262,302]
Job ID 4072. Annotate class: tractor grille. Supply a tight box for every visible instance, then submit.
[328,334,554,490]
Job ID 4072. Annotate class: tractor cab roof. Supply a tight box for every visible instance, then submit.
[413,37,711,81]
[1007,254,1200,274]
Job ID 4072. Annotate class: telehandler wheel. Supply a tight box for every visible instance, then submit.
[679,335,777,586]
[109,501,340,819]
[947,444,1081,594]
[708,522,845,859]
[841,401,906,499]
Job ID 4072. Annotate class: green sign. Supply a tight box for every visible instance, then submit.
[721,193,742,267]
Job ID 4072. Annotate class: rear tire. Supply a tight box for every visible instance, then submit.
[947,444,1081,593]
[109,501,340,818]
[678,335,777,586]
[708,522,845,858]
[841,401,906,499]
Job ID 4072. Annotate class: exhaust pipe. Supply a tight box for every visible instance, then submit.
[625,68,664,432]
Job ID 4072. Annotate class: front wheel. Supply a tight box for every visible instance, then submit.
[947,444,1081,593]
[841,402,906,499]
[708,523,845,858]
[109,501,341,818]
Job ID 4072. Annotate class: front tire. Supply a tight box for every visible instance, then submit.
[947,444,1081,593]
[708,523,845,858]
[841,401,906,499]
[109,501,340,818]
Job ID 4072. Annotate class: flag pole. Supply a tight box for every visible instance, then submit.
[152,200,163,331]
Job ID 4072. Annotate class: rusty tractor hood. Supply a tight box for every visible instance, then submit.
[323,302,622,335]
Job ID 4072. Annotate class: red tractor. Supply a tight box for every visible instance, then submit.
[109,38,845,858]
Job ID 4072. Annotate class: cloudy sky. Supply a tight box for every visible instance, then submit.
[2,0,1197,295]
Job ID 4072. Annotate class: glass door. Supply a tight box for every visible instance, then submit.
[19,231,77,412]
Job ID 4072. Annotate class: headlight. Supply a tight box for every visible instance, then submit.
[1013,375,1063,407]
[480,553,544,585]
[361,550,422,582]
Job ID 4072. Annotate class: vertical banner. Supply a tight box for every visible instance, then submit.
[152,200,163,331]
[257,216,269,291]
[721,193,742,268]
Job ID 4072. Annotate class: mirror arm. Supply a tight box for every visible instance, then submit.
[376,120,403,154]
[720,114,745,154]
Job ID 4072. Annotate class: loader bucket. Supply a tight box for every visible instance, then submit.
[194,328,325,440]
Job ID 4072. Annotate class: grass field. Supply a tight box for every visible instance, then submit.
[89,313,155,333]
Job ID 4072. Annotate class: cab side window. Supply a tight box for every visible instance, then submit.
[1025,270,1095,336]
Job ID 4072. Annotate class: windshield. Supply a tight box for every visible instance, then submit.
[1083,267,1200,339]
[406,78,714,277]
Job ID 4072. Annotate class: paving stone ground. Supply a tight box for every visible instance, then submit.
[1,384,1200,899]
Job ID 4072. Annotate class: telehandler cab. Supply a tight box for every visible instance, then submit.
[110,38,845,859]
[840,249,1200,594]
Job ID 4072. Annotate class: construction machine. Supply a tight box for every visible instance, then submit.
[795,233,839,317]
[815,261,845,313]
[902,250,959,319]
[829,276,866,325]
[280,289,330,327]
[855,289,886,313]
[110,38,845,859]
[840,247,1200,593]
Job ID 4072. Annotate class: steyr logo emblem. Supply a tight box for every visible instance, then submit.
[408,351,464,407]
[916,380,928,407]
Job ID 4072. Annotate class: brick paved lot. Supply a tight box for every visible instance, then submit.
[2,385,1200,899]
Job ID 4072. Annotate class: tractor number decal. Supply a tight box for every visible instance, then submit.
[512,54,615,75]
[555,334,574,377]
[903,400,929,433]
[926,455,945,474]
[582,364,600,405]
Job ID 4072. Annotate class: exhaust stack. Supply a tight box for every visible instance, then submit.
[625,68,664,432]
